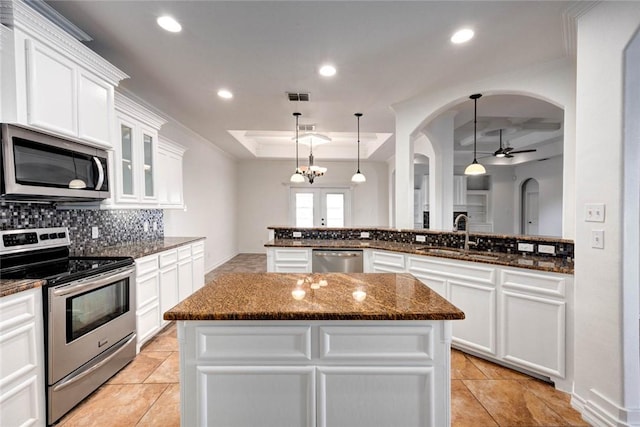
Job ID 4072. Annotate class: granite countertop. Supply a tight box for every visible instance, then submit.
[1,236,205,298]
[265,239,574,275]
[164,272,465,321]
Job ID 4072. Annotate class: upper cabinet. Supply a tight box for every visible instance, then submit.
[453,175,468,207]
[113,92,167,207]
[157,137,186,209]
[0,1,128,148]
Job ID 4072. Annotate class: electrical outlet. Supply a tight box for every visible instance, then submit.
[591,229,605,249]
[143,221,149,233]
[91,226,99,239]
[538,244,556,255]
[517,242,534,252]
[360,231,370,239]
[153,221,158,231]
[292,231,302,238]
[585,203,606,222]
[415,235,426,243]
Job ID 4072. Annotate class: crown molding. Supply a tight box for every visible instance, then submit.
[1,0,128,85]
[115,90,167,130]
[562,1,600,57]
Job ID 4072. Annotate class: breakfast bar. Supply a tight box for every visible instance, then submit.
[164,272,464,427]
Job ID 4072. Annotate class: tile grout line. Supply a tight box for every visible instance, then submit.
[134,383,171,426]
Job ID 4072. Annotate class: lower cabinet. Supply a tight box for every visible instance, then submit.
[192,241,205,292]
[135,254,161,351]
[159,249,179,328]
[0,288,46,427]
[179,321,451,427]
[266,248,311,272]
[367,250,406,273]
[177,245,193,301]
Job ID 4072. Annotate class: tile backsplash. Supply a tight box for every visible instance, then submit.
[0,202,163,253]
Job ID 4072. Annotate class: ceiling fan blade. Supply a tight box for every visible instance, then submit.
[508,149,537,154]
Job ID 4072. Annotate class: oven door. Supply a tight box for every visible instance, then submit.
[47,265,136,384]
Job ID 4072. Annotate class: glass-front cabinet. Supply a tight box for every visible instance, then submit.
[113,92,165,206]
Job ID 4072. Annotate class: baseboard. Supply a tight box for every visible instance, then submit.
[573,388,640,426]
[205,252,239,274]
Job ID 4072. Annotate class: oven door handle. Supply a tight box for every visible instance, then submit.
[52,266,134,297]
[52,333,136,392]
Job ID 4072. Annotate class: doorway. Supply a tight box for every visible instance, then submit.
[290,188,351,227]
[521,178,539,235]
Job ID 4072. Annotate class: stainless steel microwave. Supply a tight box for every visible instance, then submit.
[1,124,110,201]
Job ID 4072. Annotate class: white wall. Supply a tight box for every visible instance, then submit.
[161,122,238,272]
[486,165,516,235]
[236,159,389,253]
[573,3,640,424]
[513,156,563,237]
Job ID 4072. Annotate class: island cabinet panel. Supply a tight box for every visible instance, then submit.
[367,250,406,273]
[179,320,452,427]
[267,248,311,272]
[317,366,435,427]
[498,269,569,379]
[197,366,316,427]
[0,288,46,427]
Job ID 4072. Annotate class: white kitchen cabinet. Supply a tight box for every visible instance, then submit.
[158,249,179,327]
[266,248,311,273]
[112,92,166,207]
[177,245,194,301]
[466,190,493,232]
[157,138,186,209]
[191,241,206,292]
[180,321,451,427]
[0,288,46,427]
[453,175,467,207]
[1,3,126,148]
[367,250,405,273]
[135,254,161,351]
[499,269,569,379]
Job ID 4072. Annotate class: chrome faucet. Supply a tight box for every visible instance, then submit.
[454,214,477,252]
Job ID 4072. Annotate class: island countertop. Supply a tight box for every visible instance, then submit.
[164,272,465,321]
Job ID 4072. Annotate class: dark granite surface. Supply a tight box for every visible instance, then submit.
[164,272,466,321]
[1,237,205,298]
[265,239,574,275]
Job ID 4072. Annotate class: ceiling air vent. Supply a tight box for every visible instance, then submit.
[287,92,310,102]
[298,124,316,132]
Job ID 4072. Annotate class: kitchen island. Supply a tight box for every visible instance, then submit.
[164,272,464,427]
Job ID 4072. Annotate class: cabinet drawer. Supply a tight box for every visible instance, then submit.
[195,326,312,362]
[408,256,495,285]
[178,245,192,260]
[501,269,566,298]
[371,251,405,269]
[191,241,205,255]
[0,291,36,332]
[136,255,158,277]
[319,326,434,362]
[159,249,178,268]
[274,249,309,263]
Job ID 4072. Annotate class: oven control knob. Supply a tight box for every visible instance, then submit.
[40,234,49,240]
[57,232,66,239]
[49,233,58,239]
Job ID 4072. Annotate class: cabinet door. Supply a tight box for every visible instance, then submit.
[317,366,437,427]
[194,366,315,427]
[178,259,193,301]
[25,39,76,136]
[453,175,467,206]
[192,254,205,292]
[116,117,138,203]
[159,265,179,326]
[139,125,158,203]
[78,70,113,147]
[448,279,497,355]
[157,146,184,207]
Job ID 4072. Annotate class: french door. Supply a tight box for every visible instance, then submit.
[290,188,351,227]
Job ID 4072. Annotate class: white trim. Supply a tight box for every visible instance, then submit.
[115,91,166,130]
[572,388,640,426]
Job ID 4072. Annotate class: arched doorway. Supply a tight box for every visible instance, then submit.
[521,178,539,235]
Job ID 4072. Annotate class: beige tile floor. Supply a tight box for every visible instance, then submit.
[58,254,589,426]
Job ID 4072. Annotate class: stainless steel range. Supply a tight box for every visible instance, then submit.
[0,227,136,425]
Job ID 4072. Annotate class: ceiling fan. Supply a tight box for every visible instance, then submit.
[493,129,537,158]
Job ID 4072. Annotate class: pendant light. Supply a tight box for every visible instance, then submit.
[464,93,487,176]
[351,113,366,183]
[290,112,305,183]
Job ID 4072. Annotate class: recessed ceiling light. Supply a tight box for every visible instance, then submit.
[319,65,337,77]
[157,16,182,33]
[217,89,233,99]
[451,28,474,44]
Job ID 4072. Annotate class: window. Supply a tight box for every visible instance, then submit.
[290,188,351,227]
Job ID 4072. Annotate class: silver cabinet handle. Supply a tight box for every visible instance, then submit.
[93,156,104,190]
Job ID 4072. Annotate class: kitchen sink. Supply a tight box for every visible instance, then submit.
[465,253,500,262]
[416,247,464,256]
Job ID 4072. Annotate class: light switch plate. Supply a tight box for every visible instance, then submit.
[415,235,426,243]
[91,226,99,239]
[592,229,605,249]
[538,244,556,255]
[143,221,149,233]
[518,242,534,252]
[292,231,302,238]
[360,231,370,239]
[585,203,606,222]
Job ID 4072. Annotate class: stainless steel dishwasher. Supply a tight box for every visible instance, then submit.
[312,249,364,273]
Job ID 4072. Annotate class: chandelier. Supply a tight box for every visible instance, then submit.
[290,112,328,184]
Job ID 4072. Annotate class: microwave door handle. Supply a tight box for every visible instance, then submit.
[93,156,104,190]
